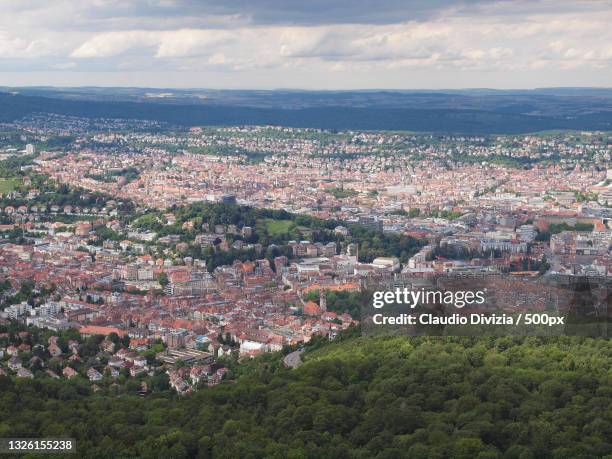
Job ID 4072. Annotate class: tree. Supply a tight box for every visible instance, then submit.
[157,272,169,288]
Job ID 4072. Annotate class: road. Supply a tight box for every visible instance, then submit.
[283,349,304,369]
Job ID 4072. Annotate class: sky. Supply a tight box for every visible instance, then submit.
[1,0,612,89]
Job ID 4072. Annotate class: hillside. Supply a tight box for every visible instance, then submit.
[3,90,612,134]
[1,332,611,458]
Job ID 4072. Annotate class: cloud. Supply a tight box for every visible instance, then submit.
[71,31,159,58]
[66,8,612,73]
[0,0,497,28]
[0,33,59,58]
[71,29,237,59]
[51,61,77,69]
[1,0,612,88]
[155,29,234,58]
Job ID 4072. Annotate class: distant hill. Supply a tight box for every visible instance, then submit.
[2,88,612,134]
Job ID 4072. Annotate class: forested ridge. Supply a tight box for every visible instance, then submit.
[4,90,612,134]
[1,331,611,458]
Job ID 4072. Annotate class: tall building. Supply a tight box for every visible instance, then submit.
[4,302,32,319]
[518,225,537,243]
[356,216,383,232]
[218,194,237,204]
[166,330,187,349]
[25,144,35,155]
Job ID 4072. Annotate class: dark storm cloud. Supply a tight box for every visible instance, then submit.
[174,0,485,25]
[64,0,497,27]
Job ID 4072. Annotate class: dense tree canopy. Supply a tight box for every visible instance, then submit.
[1,332,611,458]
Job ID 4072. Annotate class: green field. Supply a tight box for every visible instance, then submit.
[261,218,295,235]
[325,186,359,199]
[0,178,21,194]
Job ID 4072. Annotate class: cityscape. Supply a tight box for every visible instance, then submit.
[1,114,610,392]
[1,0,612,457]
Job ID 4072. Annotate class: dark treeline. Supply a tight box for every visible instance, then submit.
[0,331,611,458]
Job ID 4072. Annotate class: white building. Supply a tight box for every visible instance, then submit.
[372,257,400,272]
[517,225,537,243]
[4,302,32,319]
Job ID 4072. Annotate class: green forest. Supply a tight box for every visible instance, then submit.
[1,330,611,458]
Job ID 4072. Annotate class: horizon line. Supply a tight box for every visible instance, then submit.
[3,85,612,92]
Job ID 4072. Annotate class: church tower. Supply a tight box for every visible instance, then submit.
[320,289,327,312]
